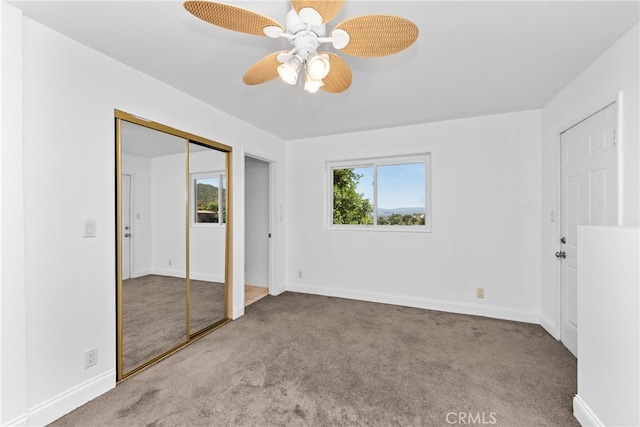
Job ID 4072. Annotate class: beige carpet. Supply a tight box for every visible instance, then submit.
[57,292,578,426]
[122,275,225,372]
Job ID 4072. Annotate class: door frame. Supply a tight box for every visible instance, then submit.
[555,92,624,347]
[121,173,134,279]
[243,151,277,299]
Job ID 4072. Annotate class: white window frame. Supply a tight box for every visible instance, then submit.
[327,153,431,232]
[190,171,226,228]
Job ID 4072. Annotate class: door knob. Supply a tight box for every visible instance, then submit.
[555,251,566,259]
[124,233,131,238]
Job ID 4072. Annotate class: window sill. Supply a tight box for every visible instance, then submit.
[327,225,431,233]
[190,223,226,229]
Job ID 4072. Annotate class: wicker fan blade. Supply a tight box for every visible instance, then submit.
[290,0,344,24]
[184,1,284,36]
[243,51,287,85]
[321,53,352,93]
[334,15,418,57]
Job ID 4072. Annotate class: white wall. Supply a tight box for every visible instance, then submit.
[245,156,270,287]
[150,153,188,277]
[540,24,639,337]
[285,110,542,322]
[0,2,28,425]
[1,9,285,426]
[574,226,639,426]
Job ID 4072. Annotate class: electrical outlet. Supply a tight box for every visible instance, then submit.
[476,287,485,299]
[298,270,302,279]
[168,259,172,266]
[84,348,97,368]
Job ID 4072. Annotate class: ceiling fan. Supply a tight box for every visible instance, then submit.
[183,0,419,93]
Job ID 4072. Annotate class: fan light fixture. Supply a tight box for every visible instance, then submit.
[277,51,330,93]
[183,0,419,94]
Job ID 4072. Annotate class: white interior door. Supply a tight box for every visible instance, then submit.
[122,174,132,280]
[559,103,617,357]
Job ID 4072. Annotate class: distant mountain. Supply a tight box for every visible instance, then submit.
[378,207,425,216]
[197,183,219,203]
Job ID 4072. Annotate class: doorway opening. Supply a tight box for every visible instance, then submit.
[244,155,272,307]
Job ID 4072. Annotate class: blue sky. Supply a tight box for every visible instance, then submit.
[198,177,219,188]
[354,163,425,209]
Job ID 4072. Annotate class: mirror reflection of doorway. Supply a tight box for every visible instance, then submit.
[116,111,233,380]
[121,174,132,280]
[244,155,271,306]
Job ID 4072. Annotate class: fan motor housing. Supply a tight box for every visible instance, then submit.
[285,9,326,37]
[285,9,327,60]
[294,34,321,58]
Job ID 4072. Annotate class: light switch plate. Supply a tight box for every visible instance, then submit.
[84,220,96,238]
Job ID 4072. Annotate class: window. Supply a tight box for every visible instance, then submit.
[191,171,226,226]
[329,154,430,231]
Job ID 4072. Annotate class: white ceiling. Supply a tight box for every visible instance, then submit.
[9,0,640,141]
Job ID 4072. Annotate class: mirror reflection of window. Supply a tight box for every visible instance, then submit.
[192,172,226,225]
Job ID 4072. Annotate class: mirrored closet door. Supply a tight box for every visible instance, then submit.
[116,110,232,380]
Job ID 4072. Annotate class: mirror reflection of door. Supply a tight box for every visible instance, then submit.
[116,113,231,380]
[121,174,132,280]
[120,121,188,375]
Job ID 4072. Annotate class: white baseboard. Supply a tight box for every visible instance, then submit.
[232,304,245,320]
[573,395,603,426]
[3,414,27,427]
[144,269,224,283]
[25,369,115,427]
[132,268,152,278]
[190,271,224,283]
[149,268,185,278]
[244,274,268,287]
[271,281,286,296]
[285,283,540,324]
[539,313,560,339]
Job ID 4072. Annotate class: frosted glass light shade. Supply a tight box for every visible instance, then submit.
[277,56,302,85]
[306,52,330,80]
[304,74,324,93]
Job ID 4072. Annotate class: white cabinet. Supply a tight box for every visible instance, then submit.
[574,226,639,426]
